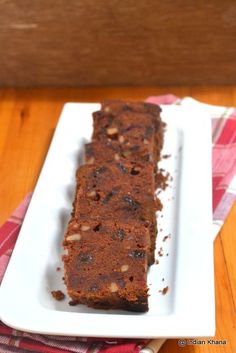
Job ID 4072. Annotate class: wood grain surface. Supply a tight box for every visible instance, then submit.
[1,1,236,86]
[0,86,235,353]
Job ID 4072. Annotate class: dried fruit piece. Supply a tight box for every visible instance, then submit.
[87,157,95,164]
[121,264,129,272]
[106,127,118,135]
[66,233,81,241]
[117,278,125,287]
[121,150,131,158]
[119,135,125,143]
[114,153,120,161]
[116,163,128,174]
[102,191,115,204]
[110,282,118,292]
[87,190,96,198]
[130,166,141,175]
[93,223,101,232]
[145,154,152,162]
[129,250,146,259]
[87,190,100,201]
[93,166,107,177]
[71,223,80,231]
[89,284,99,292]
[123,195,140,210]
[78,253,93,263]
[81,225,90,231]
[112,229,126,241]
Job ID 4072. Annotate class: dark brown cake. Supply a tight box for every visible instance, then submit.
[92,101,164,165]
[70,162,159,265]
[63,220,149,311]
[62,160,156,310]
[84,140,153,165]
[84,144,162,261]
[63,100,164,312]
[92,111,158,164]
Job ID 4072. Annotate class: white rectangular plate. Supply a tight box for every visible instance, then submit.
[0,103,215,338]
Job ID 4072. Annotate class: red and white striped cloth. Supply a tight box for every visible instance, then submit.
[0,95,235,353]
[147,94,236,239]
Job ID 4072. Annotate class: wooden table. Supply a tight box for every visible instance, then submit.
[0,87,235,353]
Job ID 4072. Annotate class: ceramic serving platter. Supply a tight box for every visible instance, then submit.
[0,103,215,338]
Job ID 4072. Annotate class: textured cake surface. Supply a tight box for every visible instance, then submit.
[63,220,149,311]
[63,100,163,312]
[67,162,160,265]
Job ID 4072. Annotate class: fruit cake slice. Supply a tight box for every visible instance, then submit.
[63,220,149,312]
[73,162,159,264]
[92,101,164,166]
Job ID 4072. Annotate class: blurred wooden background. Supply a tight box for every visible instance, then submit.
[0,0,236,87]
